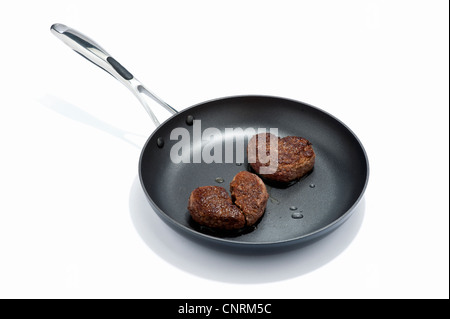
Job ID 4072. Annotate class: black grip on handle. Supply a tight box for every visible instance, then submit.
[107,56,133,80]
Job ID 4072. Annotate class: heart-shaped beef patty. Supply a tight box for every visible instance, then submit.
[248,133,315,183]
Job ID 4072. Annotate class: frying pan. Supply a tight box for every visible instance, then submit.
[51,24,369,249]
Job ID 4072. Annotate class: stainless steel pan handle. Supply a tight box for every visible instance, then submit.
[50,23,177,127]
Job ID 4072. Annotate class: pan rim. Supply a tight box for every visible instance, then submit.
[138,94,369,247]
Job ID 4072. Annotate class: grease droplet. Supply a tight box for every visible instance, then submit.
[289,206,298,211]
[236,163,243,166]
[215,177,224,183]
[291,212,304,219]
[270,197,280,205]
[309,184,316,188]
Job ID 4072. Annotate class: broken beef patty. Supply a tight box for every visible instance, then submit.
[188,172,269,230]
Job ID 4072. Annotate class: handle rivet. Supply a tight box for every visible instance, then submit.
[156,137,164,148]
[186,115,194,126]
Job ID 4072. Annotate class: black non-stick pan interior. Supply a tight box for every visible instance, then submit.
[139,96,369,248]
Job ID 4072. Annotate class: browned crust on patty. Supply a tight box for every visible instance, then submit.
[188,172,269,230]
[188,186,245,230]
[248,133,315,183]
[230,171,269,226]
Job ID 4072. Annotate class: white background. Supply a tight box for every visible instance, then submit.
[0,1,448,299]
